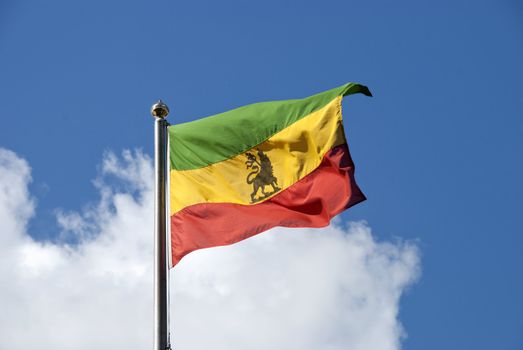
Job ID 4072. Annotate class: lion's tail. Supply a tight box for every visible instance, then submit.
[246,166,259,184]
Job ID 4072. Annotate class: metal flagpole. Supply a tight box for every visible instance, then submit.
[151,100,171,350]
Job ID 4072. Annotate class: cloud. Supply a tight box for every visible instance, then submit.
[0,147,420,350]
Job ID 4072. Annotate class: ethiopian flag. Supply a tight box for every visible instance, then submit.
[168,83,371,266]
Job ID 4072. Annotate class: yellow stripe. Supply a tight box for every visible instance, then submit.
[169,97,345,215]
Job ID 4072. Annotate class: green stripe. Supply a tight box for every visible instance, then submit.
[168,82,371,171]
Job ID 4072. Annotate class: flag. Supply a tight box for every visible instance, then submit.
[168,83,372,266]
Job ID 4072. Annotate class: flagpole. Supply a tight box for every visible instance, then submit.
[151,100,171,350]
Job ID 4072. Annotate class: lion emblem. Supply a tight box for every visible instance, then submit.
[245,149,281,203]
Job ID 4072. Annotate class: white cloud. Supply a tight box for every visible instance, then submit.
[0,147,420,350]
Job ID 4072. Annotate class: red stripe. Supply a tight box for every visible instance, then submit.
[170,144,365,266]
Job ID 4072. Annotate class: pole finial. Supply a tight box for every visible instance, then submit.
[151,100,170,119]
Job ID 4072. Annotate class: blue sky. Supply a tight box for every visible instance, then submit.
[0,0,522,349]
